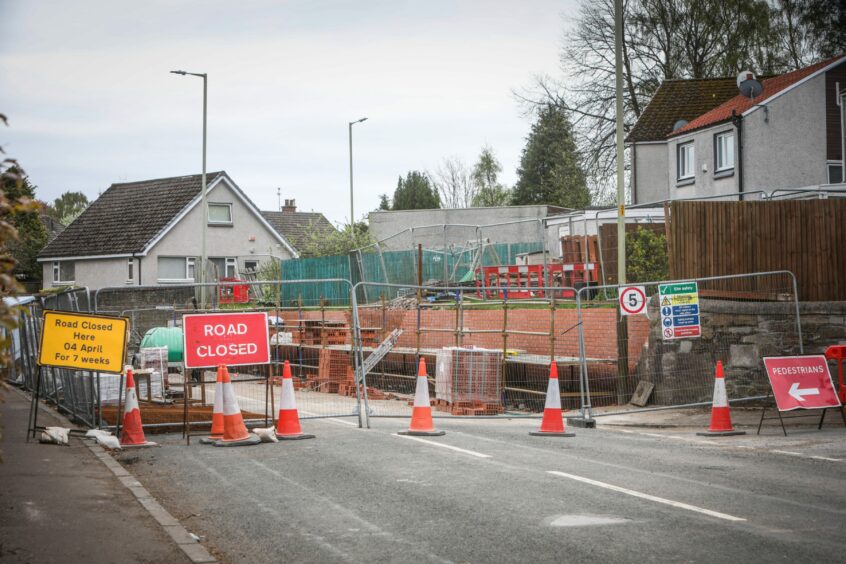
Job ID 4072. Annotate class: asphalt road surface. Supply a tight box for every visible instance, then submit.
[120,416,846,563]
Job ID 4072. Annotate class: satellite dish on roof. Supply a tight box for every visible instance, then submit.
[672,119,689,132]
[737,70,763,99]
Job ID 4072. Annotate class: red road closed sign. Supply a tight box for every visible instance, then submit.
[183,312,270,368]
[762,355,841,412]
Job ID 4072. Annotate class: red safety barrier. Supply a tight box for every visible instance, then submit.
[475,263,597,299]
[824,345,846,403]
[218,277,250,304]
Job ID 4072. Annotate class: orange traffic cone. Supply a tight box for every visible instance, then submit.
[398,358,444,436]
[276,360,315,440]
[214,365,261,447]
[697,361,746,436]
[120,366,156,447]
[200,366,226,444]
[530,363,575,437]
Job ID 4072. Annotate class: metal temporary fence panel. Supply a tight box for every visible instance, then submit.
[351,282,581,421]
[575,271,803,418]
[88,279,364,430]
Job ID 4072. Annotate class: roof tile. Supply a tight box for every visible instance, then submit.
[38,172,225,258]
[670,55,846,137]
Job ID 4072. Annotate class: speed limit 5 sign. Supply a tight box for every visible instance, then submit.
[618,286,647,316]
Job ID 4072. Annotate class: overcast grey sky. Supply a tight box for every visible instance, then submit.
[0,0,576,225]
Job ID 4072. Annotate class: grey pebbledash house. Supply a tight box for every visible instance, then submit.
[628,54,846,203]
[37,171,298,290]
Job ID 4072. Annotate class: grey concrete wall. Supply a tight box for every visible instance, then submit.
[369,206,564,251]
[665,128,740,200]
[662,73,827,200]
[144,180,292,285]
[633,142,670,204]
[744,72,828,192]
[42,257,131,291]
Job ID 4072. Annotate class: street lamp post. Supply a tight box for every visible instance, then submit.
[348,117,368,237]
[171,70,208,306]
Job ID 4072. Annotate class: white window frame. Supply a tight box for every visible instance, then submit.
[714,131,735,173]
[208,202,233,225]
[52,261,75,285]
[127,259,134,283]
[677,142,695,182]
[828,161,844,184]
[225,258,237,278]
[157,256,197,283]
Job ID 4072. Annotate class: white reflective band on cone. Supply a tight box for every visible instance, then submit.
[413,376,429,407]
[222,383,241,416]
[545,378,562,410]
[124,386,139,413]
[712,378,728,407]
[280,378,297,410]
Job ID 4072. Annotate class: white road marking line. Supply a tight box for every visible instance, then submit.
[771,450,804,456]
[392,434,492,458]
[298,410,359,427]
[810,455,843,462]
[547,471,746,522]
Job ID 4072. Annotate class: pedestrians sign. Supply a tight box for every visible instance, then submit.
[183,312,270,368]
[38,311,128,373]
[618,286,647,316]
[763,356,841,411]
[658,282,701,340]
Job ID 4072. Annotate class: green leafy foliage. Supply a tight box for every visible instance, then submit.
[1,169,47,285]
[50,191,89,225]
[391,171,440,210]
[511,105,590,209]
[626,227,669,283]
[299,221,374,257]
[470,146,511,206]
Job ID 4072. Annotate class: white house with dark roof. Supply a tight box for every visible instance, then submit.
[629,54,846,202]
[37,171,298,290]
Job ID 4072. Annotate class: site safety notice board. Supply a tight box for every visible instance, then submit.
[38,311,128,373]
[659,282,701,340]
[183,312,270,368]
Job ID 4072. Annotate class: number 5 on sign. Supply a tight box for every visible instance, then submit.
[618,286,648,316]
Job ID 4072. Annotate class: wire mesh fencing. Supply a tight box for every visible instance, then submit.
[351,282,581,419]
[576,271,803,417]
[91,279,364,430]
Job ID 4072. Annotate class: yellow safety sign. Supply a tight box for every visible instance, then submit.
[38,311,128,374]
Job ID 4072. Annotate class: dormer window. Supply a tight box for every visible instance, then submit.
[208,203,232,225]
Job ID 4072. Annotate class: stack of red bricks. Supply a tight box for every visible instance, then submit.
[432,347,505,416]
[316,348,350,393]
[430,398,504,415]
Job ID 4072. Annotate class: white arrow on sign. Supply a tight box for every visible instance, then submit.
[788,382,820,401]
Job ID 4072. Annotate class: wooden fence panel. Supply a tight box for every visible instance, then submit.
[670,200,846,301]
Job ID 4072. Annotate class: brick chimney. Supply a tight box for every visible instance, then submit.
[282,199,297,213]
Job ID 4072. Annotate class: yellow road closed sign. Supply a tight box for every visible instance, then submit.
[38,311,129,374]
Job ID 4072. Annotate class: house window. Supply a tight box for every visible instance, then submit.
[52,261,75,284]
[208,203,232,224]
[677,142,695,182]
[157,257,196,281]
[127,259,134,282]
[244,260,258,273]
[209,257,238,279]
[828,162,843,184]
[225,258,237,278]
[714,131,735,173]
